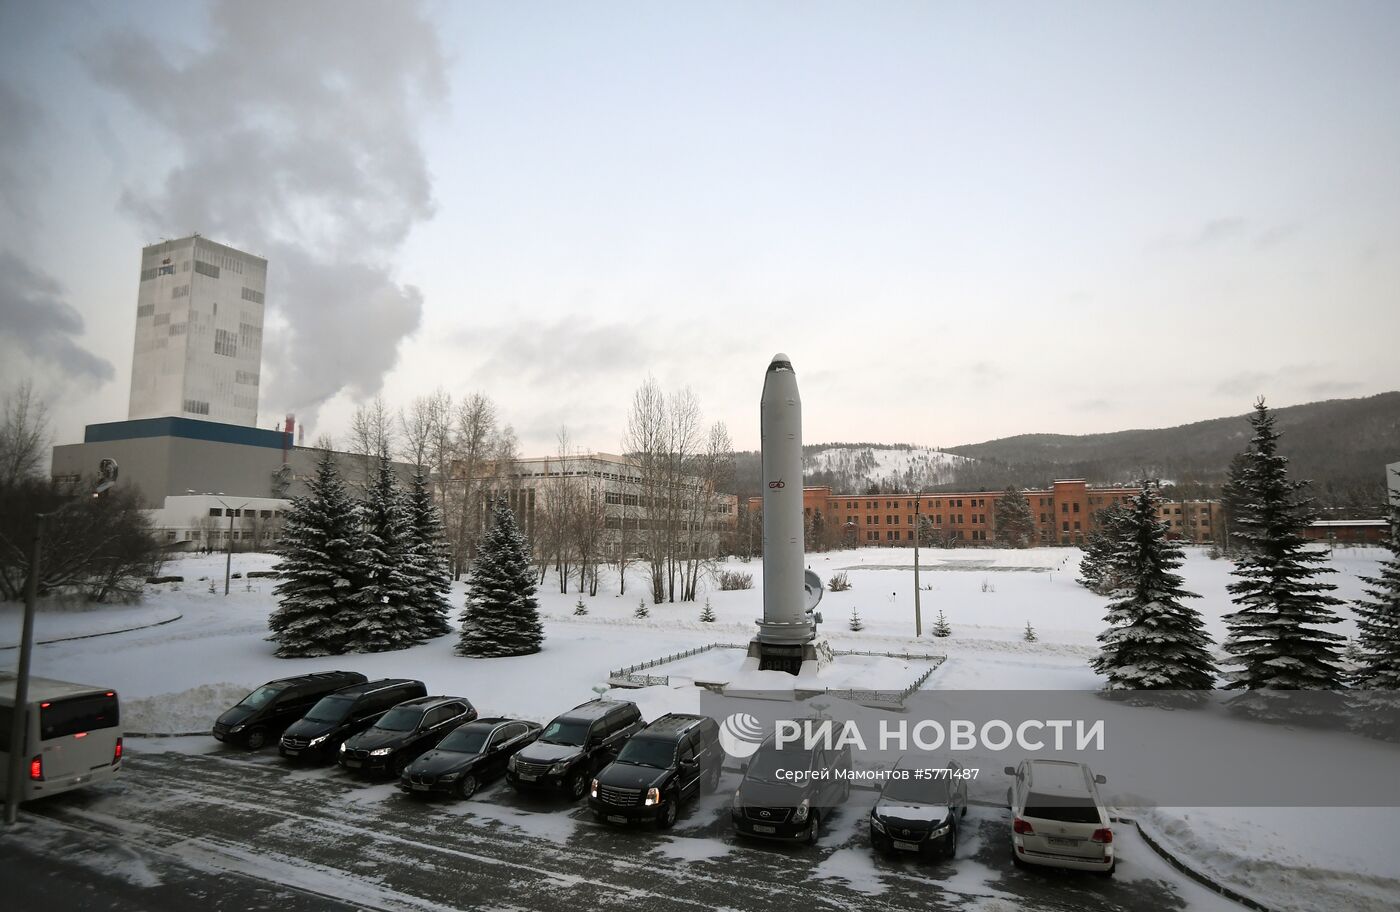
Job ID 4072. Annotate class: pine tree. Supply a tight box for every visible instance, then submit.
[994,486,1036,548]
[269,451,360,657]
[574,597,589,616]
[634,599,650,619]
[1352,483,1400,689]
[456,500,545,657]
[343,459,419,653]
[1078,504,1131,594]
[1092,484,1217,690]
[932,610,952,637]
[699,598,716,622]
[402,469,452,640]
[1223,399,1345,690]
[1023,621,1037,643]
[848,607,864,631]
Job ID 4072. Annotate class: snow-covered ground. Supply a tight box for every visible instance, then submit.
[2,544,1395,912]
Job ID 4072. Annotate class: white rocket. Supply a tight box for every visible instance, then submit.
[755,353,822,656]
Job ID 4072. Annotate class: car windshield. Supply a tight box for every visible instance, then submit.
[744,744,805,784]
[882,773,951,805]
[1024,792,1101,824]
[374,707,422,732]
[304,696,354,724]
[616,737,674,769]
[540,719,589,746]
[439,728,490,754]
[237,685,283,710]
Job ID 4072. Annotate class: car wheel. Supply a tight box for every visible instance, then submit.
[658,793,678,829]
[804,813,821,846]
[1012,849,1027,869]
[569,771,588,800]
[961,804,968,819]
[703,765,720,793]
[1098,860,1116,878]
[245,728,267,750]
[945,824,958,860]
[457,774,478,800]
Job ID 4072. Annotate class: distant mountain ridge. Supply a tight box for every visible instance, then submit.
[728,393,1400,511]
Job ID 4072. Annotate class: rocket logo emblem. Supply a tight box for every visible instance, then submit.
[767,479,785,489]
[718,713,765,759]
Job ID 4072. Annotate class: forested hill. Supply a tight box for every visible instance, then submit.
[943,392,1400,509]
[727,394,1400,512]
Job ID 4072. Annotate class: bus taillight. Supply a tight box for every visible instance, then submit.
[29,756,43,780]
[113,738,123,764]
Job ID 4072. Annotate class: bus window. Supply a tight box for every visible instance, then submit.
[41,694,119,740]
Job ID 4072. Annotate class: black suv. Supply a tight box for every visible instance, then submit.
[589,713,722,828]
[869,757,969,859]
[399,717,543,799]
[507,699,644,799]
[279,678,427,762]
[731,729,853,844]
[213,671,367,749]
[339,696,476,777]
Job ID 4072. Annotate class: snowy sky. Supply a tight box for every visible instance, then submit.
[2,0,1398,454]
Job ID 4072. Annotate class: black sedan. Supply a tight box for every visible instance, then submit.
[399,718,542,799]
[869,758,969,860]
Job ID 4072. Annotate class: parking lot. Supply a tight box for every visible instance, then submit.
[5,742,1236,911]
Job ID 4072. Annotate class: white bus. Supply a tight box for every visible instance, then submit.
[0,674,123,802]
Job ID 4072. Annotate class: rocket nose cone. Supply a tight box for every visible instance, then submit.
[768,352,794,372]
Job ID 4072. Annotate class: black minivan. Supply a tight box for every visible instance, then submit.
[589,713,722,828]
[213,671,367,749]
[279,678,426,762]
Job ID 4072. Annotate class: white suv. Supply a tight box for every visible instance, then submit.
[1004,759,1115,876]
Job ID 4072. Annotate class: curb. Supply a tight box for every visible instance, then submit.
[125,731,209,738]
[1112,813,1273,912]
[0,612,184,651]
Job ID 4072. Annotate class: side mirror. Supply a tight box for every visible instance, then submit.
[1094,774,1107,784]
[739,760,749,774]
[1003,766,1017,776]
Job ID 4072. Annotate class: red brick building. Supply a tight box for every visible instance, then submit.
[1303,519,1389,546]
[745,480,1222,547]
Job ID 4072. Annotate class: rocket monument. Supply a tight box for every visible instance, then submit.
[749,353,828,673]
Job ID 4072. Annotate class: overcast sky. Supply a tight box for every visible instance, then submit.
[2,0,1398,455]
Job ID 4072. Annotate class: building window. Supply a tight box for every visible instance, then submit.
[1074,521,1081,531]
[214,328,238,357]
[208,508,222,517]
[241,287,265,304]
[136,303,155,318]
[1062,521,1070,532]
[194,260,220,278]
[1073,502,1080,513]
[184,399,210,415]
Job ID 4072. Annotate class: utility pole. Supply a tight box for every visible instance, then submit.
[913,492,923,637]
[197,493,251,595]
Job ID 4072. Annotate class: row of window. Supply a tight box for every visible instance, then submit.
[240,286,264,304]
[208,508,281,519]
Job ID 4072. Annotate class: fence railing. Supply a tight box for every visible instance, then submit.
[608,642,744,687]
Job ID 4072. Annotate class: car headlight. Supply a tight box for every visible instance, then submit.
[549,760,570,775]
[870,814,886,834]
[932,821,951,837]
[508,754,518,770]
[370,747,393,757]
[590,778,600,798]
[440,772,459,782]
[732,789,745,810]
[339,742,348,753]
[308,735,327,748]
[793,798,811,823]
[644,787,662,807]
[231,724,245,733]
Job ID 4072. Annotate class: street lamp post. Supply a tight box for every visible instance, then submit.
[212,495,250,596]
[5,491,105,826]
[913,492,923,637]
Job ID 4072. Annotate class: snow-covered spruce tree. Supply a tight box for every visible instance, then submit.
[1223,399,1345,691]
[1023,621,1037,643]
[634,599,650,619]
[699,598,716,622]
[932,610,952,638]
[574,597,589,616]
[994,486,1036,548]
[1078,504,1131,594]
[342,459,419,653]
[1091,484,1217,690]
[269,451,360,657]
[1352,483,1400,689]
[456,499,544,657]
[403,469,453,640]
[849,607,864,632]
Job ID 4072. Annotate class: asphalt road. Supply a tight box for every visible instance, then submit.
[0,743,1237,912]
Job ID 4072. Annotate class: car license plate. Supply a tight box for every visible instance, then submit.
[412,783,430,791]
[345,760,361,768]
[893,840,920,852]
[518,772,536,781]
[1047,836,1079,847]
[608,815,628,824]
[752,824,776,834]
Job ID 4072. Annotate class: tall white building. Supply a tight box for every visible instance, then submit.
[127,235,267,427]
